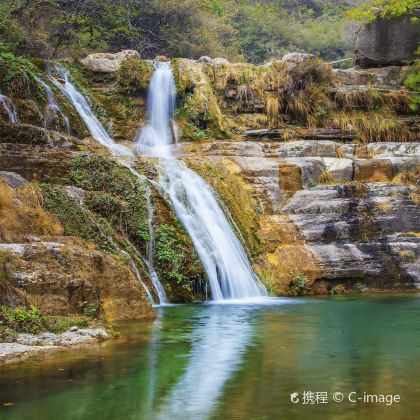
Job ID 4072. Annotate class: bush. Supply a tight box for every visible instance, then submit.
[353,282,366,292]
[329,284,346,295]
[289,275,309,295]
[0,305,45,336]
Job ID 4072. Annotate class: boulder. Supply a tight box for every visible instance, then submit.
[198,56,212,63]
[212,57,230,66]
[80,50,140,73]
[333,66,405,86]
[355,12,420,68]
[281,52,316,63]
[0,171,29,189]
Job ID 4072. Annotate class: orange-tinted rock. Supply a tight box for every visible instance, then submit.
[354,159,393,182]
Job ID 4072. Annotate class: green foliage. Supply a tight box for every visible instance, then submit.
[404,60,420,111]
[346,0,419,22]
[289,275,309,295]
[0,51,44,100]
[353,281,366,292]
[154,224,190,288]
[116,58,153,94]
[1,0,359,64]
[70,154,136,195]
[44,316,89,334]
[41,183,116,253]
[70,154,150,247]
[329,284,346,295]
[0,305,44,336]
[83,304,99,318]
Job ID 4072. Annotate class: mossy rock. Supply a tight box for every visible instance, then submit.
[116,58,154,94]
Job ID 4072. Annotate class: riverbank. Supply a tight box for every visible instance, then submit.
[0,326,113,366]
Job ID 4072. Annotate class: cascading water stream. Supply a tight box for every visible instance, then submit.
[34,76,71,135]
[48,64,131,157]
[0,92,19,123]
[137,62,267,300]
[48,63,168,305]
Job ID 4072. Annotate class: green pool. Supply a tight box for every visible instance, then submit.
[1,294,420,419]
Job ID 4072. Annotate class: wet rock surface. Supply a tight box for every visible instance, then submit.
[0,327,112,366]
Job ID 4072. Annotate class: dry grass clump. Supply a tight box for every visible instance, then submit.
[334,88,384,110]
[367,170,391,183]
[318,170,335,185]
[409,191,420,205]
[334,88,413,114]
[0,181,62,242]
[376,200,392,213]
[211,58,335,127]
[398,250,416,262]
[392,170,419,186]
[330,110,414,143]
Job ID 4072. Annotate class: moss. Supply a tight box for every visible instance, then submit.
[41,183,116,253]
[154,224,190,288]
[116,58,153,94]
[0,52,45,101]
[172,58,228,141]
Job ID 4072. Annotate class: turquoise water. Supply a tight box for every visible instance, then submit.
[1,294,420,419]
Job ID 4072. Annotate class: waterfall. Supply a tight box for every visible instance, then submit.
[34,76,72,135]
[135,62,175,158]
[48,64,131,156]
[137,62,267,300]
[48,63,167,305]
[0,92,18,123]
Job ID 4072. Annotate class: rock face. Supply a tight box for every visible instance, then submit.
[80,50,140,72]
[187,138,420,293]
[333,66,406,86]
[5,239,155,322]
[355,12,420,67]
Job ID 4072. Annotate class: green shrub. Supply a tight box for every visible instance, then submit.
[353,281,366,292]
[0,305,44,336]
[329,284,346,295]
[83,304,99,318]
[155,224,190,288]
[289,275,309,295]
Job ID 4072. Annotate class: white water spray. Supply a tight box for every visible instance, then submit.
[35,76,71,135]
[0,92,18,123]
[137,62,267,300]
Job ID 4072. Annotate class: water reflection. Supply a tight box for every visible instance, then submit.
[155,305,253,419]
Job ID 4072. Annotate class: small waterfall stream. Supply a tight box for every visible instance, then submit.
[137,62,267,300]
[34,76,72,134]
[48,63,168,305]
[0,92,19,123]
[49,64,131,156]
